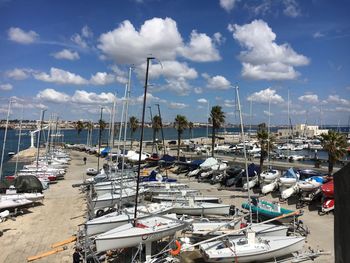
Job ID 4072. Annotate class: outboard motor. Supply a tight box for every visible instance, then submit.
[229,205,236,216]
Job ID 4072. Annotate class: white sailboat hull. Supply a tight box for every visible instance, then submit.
[169,202,230,216]
[200,236,305,263]
[95,214,187,252]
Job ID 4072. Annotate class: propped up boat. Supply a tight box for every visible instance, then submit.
[94,213,189,252]
[199,232,305,263]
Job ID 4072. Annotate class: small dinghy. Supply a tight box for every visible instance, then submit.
[261,180,278,194]
[0,197,33,211]
[169,201,231,216]
[298,176,324,192]
[278,168,300,188]
[86,203,173,236]
[243,176,258,190]
[95,213,189,252]
[191,221,288,237]
[152,194,220,203]
[242,198,299,223]
[281,184,299,200]
[260,169,280,183]
[199,232,305,263]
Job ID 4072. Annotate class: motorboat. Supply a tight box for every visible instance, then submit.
[94,213,189,252]
[85,203,173,236]
[199,233,305,263]
[278,168,300,189]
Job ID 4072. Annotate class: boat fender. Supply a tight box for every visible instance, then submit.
[170,240,181,256]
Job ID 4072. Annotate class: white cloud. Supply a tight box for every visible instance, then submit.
[263,110,274,116]
[223,99,235,107]
[98,18,182,65]
[298,94,319,104]
[197,98,208,104]
[313,31,324,38]
[325,95,350,106]
[220,0,238,12]
[133,92,164,105]
[8,27,39,44]
[228,20,309,80]
[163,77,191,96]
[202,73,231,89]
[81,25,93,38]
[90,72,116,85]
[98,17,221,65]
[36,89,70,103]
[52,49,80,60]
[0,83,13,91]
[71,90,116,104]
[179,30,221,62]
[194,87,203,94]
[71,34,88,48]
[283,0,301,18]
[247,88,284,104]
[11,97,47,110]
[168,102,188,109]
[5,68,31,80]
[33,67,88,85]
[145,60,197,80]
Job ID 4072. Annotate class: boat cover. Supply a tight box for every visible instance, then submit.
[13,175,43,193]
[200,157,218,169]
[334,162,350,263]
[283,168,298,178]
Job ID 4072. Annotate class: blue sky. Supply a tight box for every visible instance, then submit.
[0,0,349,125]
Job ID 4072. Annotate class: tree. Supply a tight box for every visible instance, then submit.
[98,119,107,145]
[152,115,162,152]
[75,121,84,136]
[320,130,347,175]
[188,121,194,140]
[129,116,139,149]
[257,127,276,184]
[85,122,94,146]
[174,115,188,160]
[210,106,225,157]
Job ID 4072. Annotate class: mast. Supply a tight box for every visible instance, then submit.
[267,96,271,165]
[116,84,128,166]
[134,57,154,223]
[36,109,46,170]
[97,107,103,172]
[15,105,24,176]
[148,106,154,153]
[155,104,166,156]
[235,85,252,223]
[0,99,12,180]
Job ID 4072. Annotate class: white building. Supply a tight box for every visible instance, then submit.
[277,124,328,138]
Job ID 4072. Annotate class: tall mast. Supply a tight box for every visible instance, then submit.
[36,109,46,170]
[15,105,24,176]
[97,107,103,172]
[0,99,12,180]
[235,85,252,223]
[134,57,154,223]
[267,96,271,165]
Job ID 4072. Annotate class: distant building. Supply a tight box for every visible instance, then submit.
[277,124,328,138]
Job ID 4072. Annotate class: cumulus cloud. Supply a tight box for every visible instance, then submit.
[220,0,239,12]
[33,67,88,85]
[36,89,70,103]
[228,20,309,80]
[324,95,350,106]
[90,72,116,85]
[223,99,235,107]
[194,87,203,94]
[145,60,198,80]
[52,49,80,60]
[0,83,13,91]
[81,25,93,38]
[71,90,116,104]
[179,30,221,62]
[298,94,319,104]
[36,88,116,105]
[162,77,192,96]
[5,68,31,80]
[8,27,39,44]
[197,98,208,104]
[247,88,284,104]
[168,102,188,109]
[202,73,231,89]
[71,26,93,49]
[98,17,220,65]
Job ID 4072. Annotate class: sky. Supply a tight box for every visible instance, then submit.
[0,0,349,125]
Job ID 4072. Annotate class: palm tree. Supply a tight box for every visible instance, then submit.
[129,116,139,149]
[85,121,94,146]
[98,119,107,145]
[174,115,188,160]
[188,121,194,140]
[257,127,276,183]
[210,106,225,157]
[75,120,84,135]
[320,130,347,175]
[152,115,162,152]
